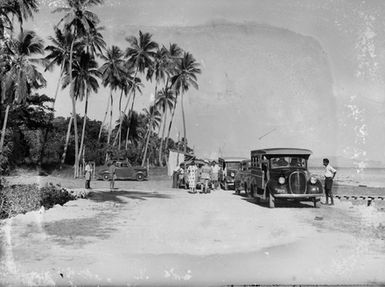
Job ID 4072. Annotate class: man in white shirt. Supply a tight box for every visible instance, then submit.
[323,158,337,205]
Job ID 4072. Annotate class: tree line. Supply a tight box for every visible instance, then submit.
[0,0,201,176]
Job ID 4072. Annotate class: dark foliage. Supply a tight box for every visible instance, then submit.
[0,182,75,219]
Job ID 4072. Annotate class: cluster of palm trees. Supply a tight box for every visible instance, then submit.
[0,0,201,177]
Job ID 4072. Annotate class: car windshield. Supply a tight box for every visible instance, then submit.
[270,157,306,169]
[225,162,241,170]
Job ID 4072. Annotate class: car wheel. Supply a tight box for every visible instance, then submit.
[313,197,321,208]
[136,173,144,181]
[268,191,275,208]
[103,174,110,181]
[224,182,229,190]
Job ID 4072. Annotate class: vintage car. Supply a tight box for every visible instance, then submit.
[97,161,148,181]
[218,157,247,190]
[247,148,323,208]
[234,159,251,195]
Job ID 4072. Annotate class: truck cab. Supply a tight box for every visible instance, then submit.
[218,157,247,190]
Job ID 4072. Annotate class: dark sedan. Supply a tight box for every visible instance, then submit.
[97,161,148,181]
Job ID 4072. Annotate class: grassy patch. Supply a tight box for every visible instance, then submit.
[0,182,76,219]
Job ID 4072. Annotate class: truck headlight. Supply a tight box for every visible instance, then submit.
[310,176,317,184]
[231,172,235,177]
[278,177,285,185]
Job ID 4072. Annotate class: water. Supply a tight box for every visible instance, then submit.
[309,167,385,188]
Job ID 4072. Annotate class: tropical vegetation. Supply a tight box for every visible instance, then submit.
[0,0,200,177]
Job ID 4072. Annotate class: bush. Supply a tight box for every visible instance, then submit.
[40,183,75,209]
[0,182,75,219]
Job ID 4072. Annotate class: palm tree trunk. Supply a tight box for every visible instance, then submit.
[112,92,132,147]
[141,120,152,166]
[142,85,158,166]
[158,108,168,166]
[164,95,178,156]
[69,40,79,178]
[107,87,113,145]
[52,62,64,110]
[118,89,123,149]
[0,105,10,154]
[98,95,110,142]
[60,116,73,169]
[125,69,139,150]
[78,89,89,160]
[181,93,187,156]
[125,93,135,150]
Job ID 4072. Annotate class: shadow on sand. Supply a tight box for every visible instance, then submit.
[88,190,173,204]
[235,192,314,208]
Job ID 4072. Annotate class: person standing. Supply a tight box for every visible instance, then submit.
[211,161,220,190]
[200,162,212,193]
[323,158,337,205]
[84,162,92,189]
[109,160,117,192]
[187,160,198,194]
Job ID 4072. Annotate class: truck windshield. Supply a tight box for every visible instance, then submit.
[270,157,306,169]
[225,162,241,170]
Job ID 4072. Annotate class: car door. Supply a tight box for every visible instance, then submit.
[115,162,125,179]
[124,162,135,179]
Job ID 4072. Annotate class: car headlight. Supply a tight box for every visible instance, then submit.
[310,176,317,184]
[231,172,235,177]
[278,176,285,185]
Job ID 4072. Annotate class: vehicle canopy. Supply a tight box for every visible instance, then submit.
[219,157,248,163]
[218,157,247,171]
[179,158,207,168]
[251,148,312,160]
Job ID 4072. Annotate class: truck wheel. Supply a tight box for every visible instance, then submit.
[103,174,110,181]
[235,183,240,195]
[269,191,275,208]
[224,182,229,190]
[313,197,321,208]
[136,173,144,181]
[247,185,254,199]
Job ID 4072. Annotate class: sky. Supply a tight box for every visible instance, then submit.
[26,0,385,165]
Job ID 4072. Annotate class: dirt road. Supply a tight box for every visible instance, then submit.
[1,177,385,286]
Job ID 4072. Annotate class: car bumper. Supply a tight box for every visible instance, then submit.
[273,193,323,199]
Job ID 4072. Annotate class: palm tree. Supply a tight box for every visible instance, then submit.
[125,30,158,150]
[9,0,39,34]
[0,30,46,154]
[141,103,162,166]
[62,52,100,162]
[117,111,143,148]
[81,25,105,56]
[0,1,13,40]
[53,0,103,177]
[171,52,201,156]
[141,45,169,165]
[155,87,175,166]
[45,26,78,108]
[163,43,183,157]
[99,45,125,145]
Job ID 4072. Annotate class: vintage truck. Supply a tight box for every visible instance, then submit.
[243,148,324,208]
[234,159,251,195]
[218,157,247,190]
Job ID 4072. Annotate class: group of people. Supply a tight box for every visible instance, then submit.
[83,160,117,191]
[176,160,221,194]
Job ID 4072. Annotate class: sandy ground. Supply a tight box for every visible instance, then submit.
[1,175,385,286]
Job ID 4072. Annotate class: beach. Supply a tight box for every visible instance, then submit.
[1,172,385,286]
